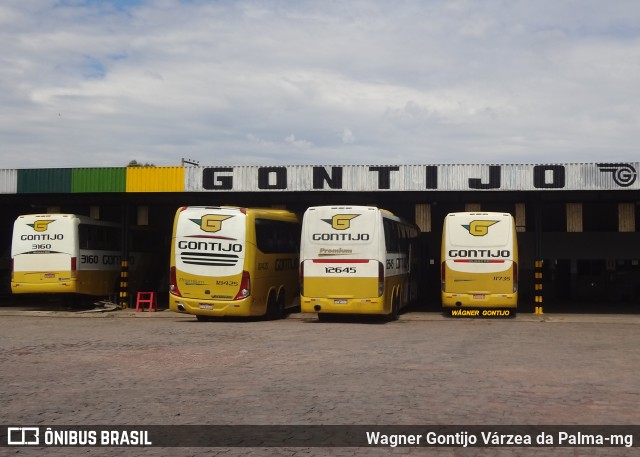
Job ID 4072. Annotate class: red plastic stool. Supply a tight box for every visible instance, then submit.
[135,292,157,312]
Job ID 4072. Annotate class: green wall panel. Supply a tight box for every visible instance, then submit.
[17,168,72,193]
[72,168,126,192]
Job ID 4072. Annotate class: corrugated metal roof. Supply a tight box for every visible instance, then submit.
[0,163,636,194]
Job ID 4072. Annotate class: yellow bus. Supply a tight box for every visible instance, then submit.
[441,212,518,316]
[300,205,419,321]
[169,206,301,320]
[11,213,152,297]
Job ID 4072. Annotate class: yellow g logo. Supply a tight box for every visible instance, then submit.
[322,214,359,230]
[462,220,499,236]
[191,214,233,233]
[29,220,55,232]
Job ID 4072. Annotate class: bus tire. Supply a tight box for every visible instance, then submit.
[389,290,400,321]
[276,290,287,318]
[317,313,334,322]
[265,291,279,320]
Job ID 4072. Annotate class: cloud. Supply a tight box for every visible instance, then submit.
[341,128,355,144]
[1,0,639,168]
[284,134,312,148]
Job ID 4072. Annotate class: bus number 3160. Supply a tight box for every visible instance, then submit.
[325,266,357,274]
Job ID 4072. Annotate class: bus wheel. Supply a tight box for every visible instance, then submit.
[389,292,400,321]
[277,291,287,317]
[317,313,334,322]
[265,291,280,320]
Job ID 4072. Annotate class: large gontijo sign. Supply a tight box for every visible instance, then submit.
[185,163,639,192]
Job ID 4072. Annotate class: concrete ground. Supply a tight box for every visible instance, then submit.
[0,301,638,457]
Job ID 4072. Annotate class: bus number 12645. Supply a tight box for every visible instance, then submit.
[325,266,357,274]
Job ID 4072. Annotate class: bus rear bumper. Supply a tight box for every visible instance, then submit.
[169,294,256,317]
[11,281,78,294]
[300,296,387,315]
[442,292,517,309]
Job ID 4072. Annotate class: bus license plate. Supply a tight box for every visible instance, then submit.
[44,273,55,278]
[199,304,213,310]
[334,299,348,305]
[473,295,485,300]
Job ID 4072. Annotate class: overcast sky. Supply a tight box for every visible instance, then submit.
[1,0,639,169]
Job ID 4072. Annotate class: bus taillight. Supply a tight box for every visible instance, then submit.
[378,261,384,297]
[234,271,251,300]
[299,262,304,296]
[513,262,518,293]
[441,262,445,291]
[169,266,181,297]
[71,257,77,278]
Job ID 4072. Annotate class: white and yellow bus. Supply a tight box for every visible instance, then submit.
[169,206,300,319]
[300,205,419,320]
[11,213,150,297]
[441,212,518,316]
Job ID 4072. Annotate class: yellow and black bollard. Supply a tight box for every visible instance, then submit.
[534,260,543,314]
[119,260,129,309]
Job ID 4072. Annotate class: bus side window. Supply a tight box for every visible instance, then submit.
[383,219,399,254]
[256,219,300,254]
[255,220,276,253]
[104,227,121,251]
[79,225,89,249]
[289,223,301,252]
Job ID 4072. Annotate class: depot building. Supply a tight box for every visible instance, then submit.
[1,161,639,312]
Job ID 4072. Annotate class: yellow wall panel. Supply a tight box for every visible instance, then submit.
[126,167,185,192]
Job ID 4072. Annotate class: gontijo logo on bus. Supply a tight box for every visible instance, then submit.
[21,219,63,241]
[181,214,242,258]
[450,220,509,259]
[322,214,359,230]
[313,214,370,241]
[190,214,233,233]
[462,220,499,236]
[28,220,55,232]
